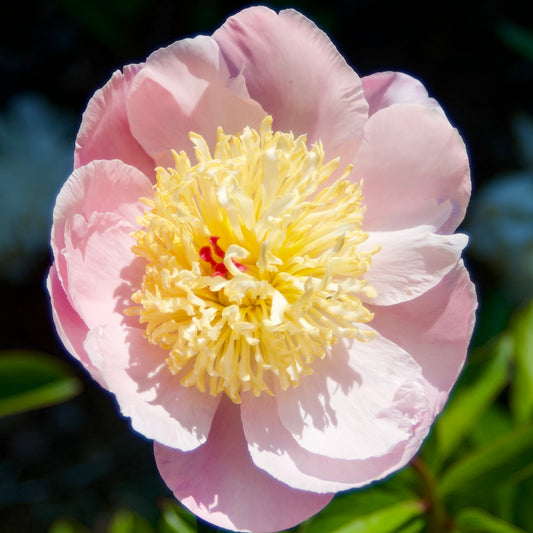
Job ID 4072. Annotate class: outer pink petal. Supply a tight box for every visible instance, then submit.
[362,71,444,117]
[352,104,470,233]
[47,265,106,386]
[213,6,368,160]
[51,159,152,299]
[62,212,138,330]
[242,392,431,493]
[74,66,155,177]
[154,398,332,533]
[362,226,468,306]
[275,333,428,460]
[87,323,221,451]
[126,35,266,168]
[369,261,477,416]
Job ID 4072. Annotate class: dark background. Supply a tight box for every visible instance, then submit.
[1,0,532,531]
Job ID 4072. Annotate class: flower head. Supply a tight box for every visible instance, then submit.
[48,6,476,532]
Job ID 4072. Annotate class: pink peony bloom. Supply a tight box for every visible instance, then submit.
[48,6,477,532]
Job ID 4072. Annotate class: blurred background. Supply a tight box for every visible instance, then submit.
[1,1,532,532]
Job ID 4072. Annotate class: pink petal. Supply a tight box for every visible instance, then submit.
[154,398,332,532]
[362,71,444,117]
[213,6,368,160]
[242,392,431,493]
[362,226,468,306]
[74,65,155,177]
[275,333,428,460]
[126,35,266,168]
[51,159,152,299]
[352,104,470,233]
[87,323,221,451]
[369,261,477,415]
[47,266,106,386]
[62,212,139,330]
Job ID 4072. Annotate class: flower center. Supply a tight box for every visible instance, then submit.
[129,116,378,403]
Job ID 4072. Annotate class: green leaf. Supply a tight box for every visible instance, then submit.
[456,508,528,532]
[301,482,416,533]
[0,350,82,417]
[435,335,512,464]
[306,500,424,533]
[393,517,425,533]
[48,519,90,533]
[158,500,196,533]
[109,509,154,533]
[467,402,513,448]
[438,424,533,497]
[510,301,533,423]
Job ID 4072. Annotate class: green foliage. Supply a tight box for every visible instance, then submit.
[456,508,528,533]
[509,301,533,423]
[109,509,154,533]
[48,519,91,533]
[434,333,512,464]
[438,423,533,498]
[158,500,196,533]
[0,350,82,417]
[306,500,425,533]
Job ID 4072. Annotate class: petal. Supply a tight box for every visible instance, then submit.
[52,159,152,308]
[369,261,477,415]
[242,392,430,493]
[47,265,106,386]
[213,6,368,159]
[53,159,153,225]
[352,104,471,233]
[74,65,155,177]
[87,323,221,451]
[362,71,444,117]
[276,333,428,460]
[362,226,468,306]
[126,35,266,168]
[62,212,139,330]
[154,398,332,532]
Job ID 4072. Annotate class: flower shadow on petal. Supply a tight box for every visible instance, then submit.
[277,345,363,437]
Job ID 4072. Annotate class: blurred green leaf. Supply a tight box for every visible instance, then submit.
[0,350,82,417]
[48,519,90,533]
[498,20,533,62]
[109,509,154,533]
[456,507,528,532]
[435,334,512,464]
[510,301,533,423]
[158,500,196,533]
[467,402,513,448]
[304,500,424,533]
[514,476,533,532]
[301,481,416,533]
[438,423,533,497]
[395,517,425,533]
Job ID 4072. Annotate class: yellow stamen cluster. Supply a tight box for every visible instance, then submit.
[129,116,378,403]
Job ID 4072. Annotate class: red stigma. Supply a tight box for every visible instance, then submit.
[200,237,246,278]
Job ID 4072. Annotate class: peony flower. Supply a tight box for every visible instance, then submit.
[48,6,477,532]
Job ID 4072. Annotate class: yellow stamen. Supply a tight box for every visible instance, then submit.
[128,116,378,403]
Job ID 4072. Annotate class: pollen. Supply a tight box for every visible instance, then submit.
[128,116,378,403]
